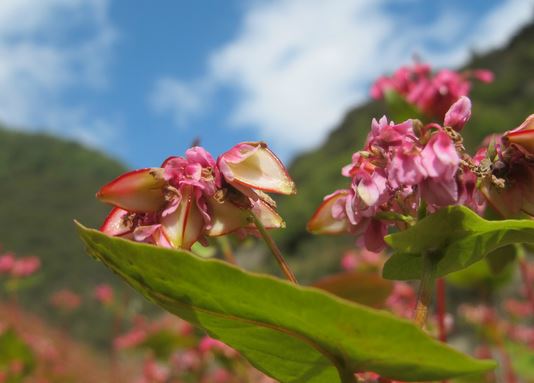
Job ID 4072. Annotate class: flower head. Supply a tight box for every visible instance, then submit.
[308,99,481,251]
[97,143,294,250]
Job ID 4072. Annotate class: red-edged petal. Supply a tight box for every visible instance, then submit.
[506,129,534,155]
[218,142,296,195]
[100,208,132,236]
[97,168,166,213]
[161,187,204,250]
[307,191,349,235]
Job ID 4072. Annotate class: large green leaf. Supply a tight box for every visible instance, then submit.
[383,206,534,280]
[77,223,495,382]
[313,271,393,307]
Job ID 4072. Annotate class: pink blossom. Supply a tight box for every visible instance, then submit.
[365,117,415,149]
[340,251,358,271]
[49,289,81,311]
[142,357,169,383]
[387,142,427,187]
[94,284,114,305]
[172,350,201,371]
[113,328,147,350]
[198,336,237,358]
[371,62,492,120]
[0,252,15,274]
[98,143,293,250]
[207,368,232,383]
[10,256,41,278]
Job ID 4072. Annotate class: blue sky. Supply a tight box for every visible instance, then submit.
[0,0,532,169]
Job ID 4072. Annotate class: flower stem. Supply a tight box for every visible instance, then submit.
[217,236,237,265]
[518,254,534,317]
[249,212,298,284]
[414,252,437,328]
[436,277,447,342]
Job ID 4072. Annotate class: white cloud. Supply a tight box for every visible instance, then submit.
[0,0,117,147]
[149,77,212,128]
[150,0,534,156]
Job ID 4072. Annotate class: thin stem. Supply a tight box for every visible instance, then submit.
[217,236,237,265]
[518,255,534,316]
[436,277,447,342]
[414,253,437,328]
[249,212,298,284]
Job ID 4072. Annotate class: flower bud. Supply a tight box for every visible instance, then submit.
[444,96,471,132]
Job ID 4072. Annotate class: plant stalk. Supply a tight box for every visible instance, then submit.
[249,212,298,284]
[518,255,534,316]
[414,253,437,328]
[436,277,447,342]
[218,236,237,265]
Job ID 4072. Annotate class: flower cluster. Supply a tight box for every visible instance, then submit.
[308,97,485,251]
[0,251,40,279]
[371,62,493,120]
[97,142,295,250]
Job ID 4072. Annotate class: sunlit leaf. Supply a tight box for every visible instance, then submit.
[77,223,495,382]
[383,206,534,280]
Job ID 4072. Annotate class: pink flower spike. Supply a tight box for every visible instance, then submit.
[218,142,296,195]
[100,208,132,236]
[307,190,350,235]
[444,96,472,132]
[96,168,166,213]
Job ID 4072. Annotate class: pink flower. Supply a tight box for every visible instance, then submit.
[49,289,81,311]
[340,251,358,271]
[0,253,15,274]
[10,256,41,278]
[98,143,294,250]
[365,117,415,149]
[387,142,427,187]
[113,327,147,350]
[198,336,237,358]
[94,284,114,305]
[371,62,492,120]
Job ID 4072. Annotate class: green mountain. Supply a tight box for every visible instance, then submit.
[274,21,534,281]
[0,128,129,345]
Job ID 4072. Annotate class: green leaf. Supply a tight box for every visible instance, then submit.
[507,342,534,380]
[77,223,495,382]
[138,329,196,360]
[313,271,393,307]
[0,328,35,382]
[384,90,425,123]
[383,206,534,280]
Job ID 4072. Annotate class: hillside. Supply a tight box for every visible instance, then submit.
[274,21,534,281]
[0,127,133,345]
